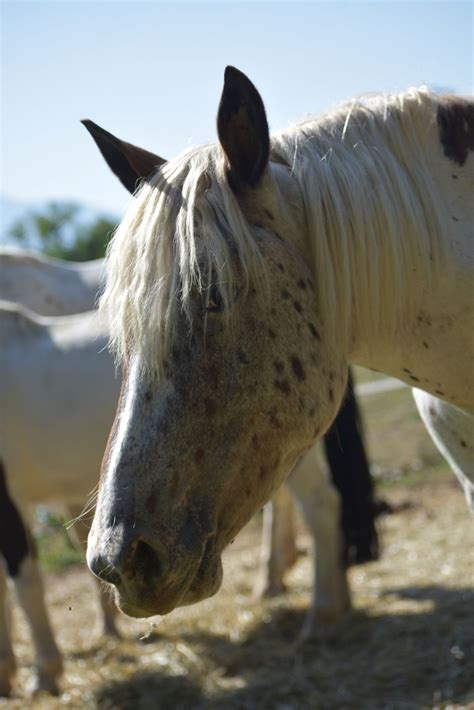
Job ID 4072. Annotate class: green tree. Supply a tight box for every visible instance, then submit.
[8,202,117,261]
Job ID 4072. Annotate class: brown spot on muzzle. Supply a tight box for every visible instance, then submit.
[194,448,206,464]
[437,96,474,166]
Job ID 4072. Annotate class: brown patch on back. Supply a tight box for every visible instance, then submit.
[437,96,474,166]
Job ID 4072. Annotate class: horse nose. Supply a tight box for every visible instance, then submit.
[88,535,167,588]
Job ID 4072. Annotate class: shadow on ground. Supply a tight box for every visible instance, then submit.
[89,584,474,709]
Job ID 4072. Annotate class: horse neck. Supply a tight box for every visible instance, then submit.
[290,96,463,376]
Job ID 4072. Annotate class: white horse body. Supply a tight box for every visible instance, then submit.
[1,305,117,504]
[0,248,105,316]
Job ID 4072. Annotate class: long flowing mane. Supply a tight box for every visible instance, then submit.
[100,87,448,377]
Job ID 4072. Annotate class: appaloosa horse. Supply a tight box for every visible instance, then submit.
[85,69,472,632]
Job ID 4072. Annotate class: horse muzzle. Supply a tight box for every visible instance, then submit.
[87,525,223,617]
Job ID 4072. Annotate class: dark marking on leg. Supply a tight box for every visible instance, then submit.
[452,174,458,179]
[409,375,420,383]
[268,328,277,339]
[0,461,30,576]
[263,208,274,220]
[328,386,334,402]
[277,263,285,273]
[460,440,467,448]
[452,216,459,222]
[435,390,445,396]
[297,279,306,290]
[281,289,290,300]
[251,434,259,450]
[423,341,429,349]
[293,300,303,314]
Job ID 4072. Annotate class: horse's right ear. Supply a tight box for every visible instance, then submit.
[81,120,166,194]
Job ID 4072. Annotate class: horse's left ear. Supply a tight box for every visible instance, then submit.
[81,120,166,194]
[217,66,270,191]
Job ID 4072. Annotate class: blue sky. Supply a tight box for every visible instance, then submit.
[1,1,472,222]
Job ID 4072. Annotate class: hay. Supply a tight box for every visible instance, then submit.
[4,478,473,709]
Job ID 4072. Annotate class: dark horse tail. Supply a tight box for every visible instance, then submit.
[323,370,379,566]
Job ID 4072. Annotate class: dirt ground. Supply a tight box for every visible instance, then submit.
[2,477,473,710]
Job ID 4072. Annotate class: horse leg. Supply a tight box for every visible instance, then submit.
[253,485,299,598]
[287,448,350,640]
[66,504,120,637]
[0,564,15,696]
[11,549,63,695]
[413,390,474,510]
[0,464,62,695]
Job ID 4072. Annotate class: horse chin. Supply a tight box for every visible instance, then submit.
[113,553,224,619]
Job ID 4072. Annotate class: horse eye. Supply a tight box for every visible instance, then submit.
[206,284,224,313]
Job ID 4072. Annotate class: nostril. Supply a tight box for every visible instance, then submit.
[89,556,122,586]
[129,539,162,582]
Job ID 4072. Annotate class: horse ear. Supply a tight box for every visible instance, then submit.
[217,66,270,191]
[81,120,166,194]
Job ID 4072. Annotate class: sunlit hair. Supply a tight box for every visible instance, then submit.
[100,87,448,378]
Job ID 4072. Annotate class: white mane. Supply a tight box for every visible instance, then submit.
[101,87,448,377]
[271,87,448,355]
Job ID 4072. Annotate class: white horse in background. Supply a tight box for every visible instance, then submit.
[0,302,120,695]
[82,68,473,636]
[0,248,105,316]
